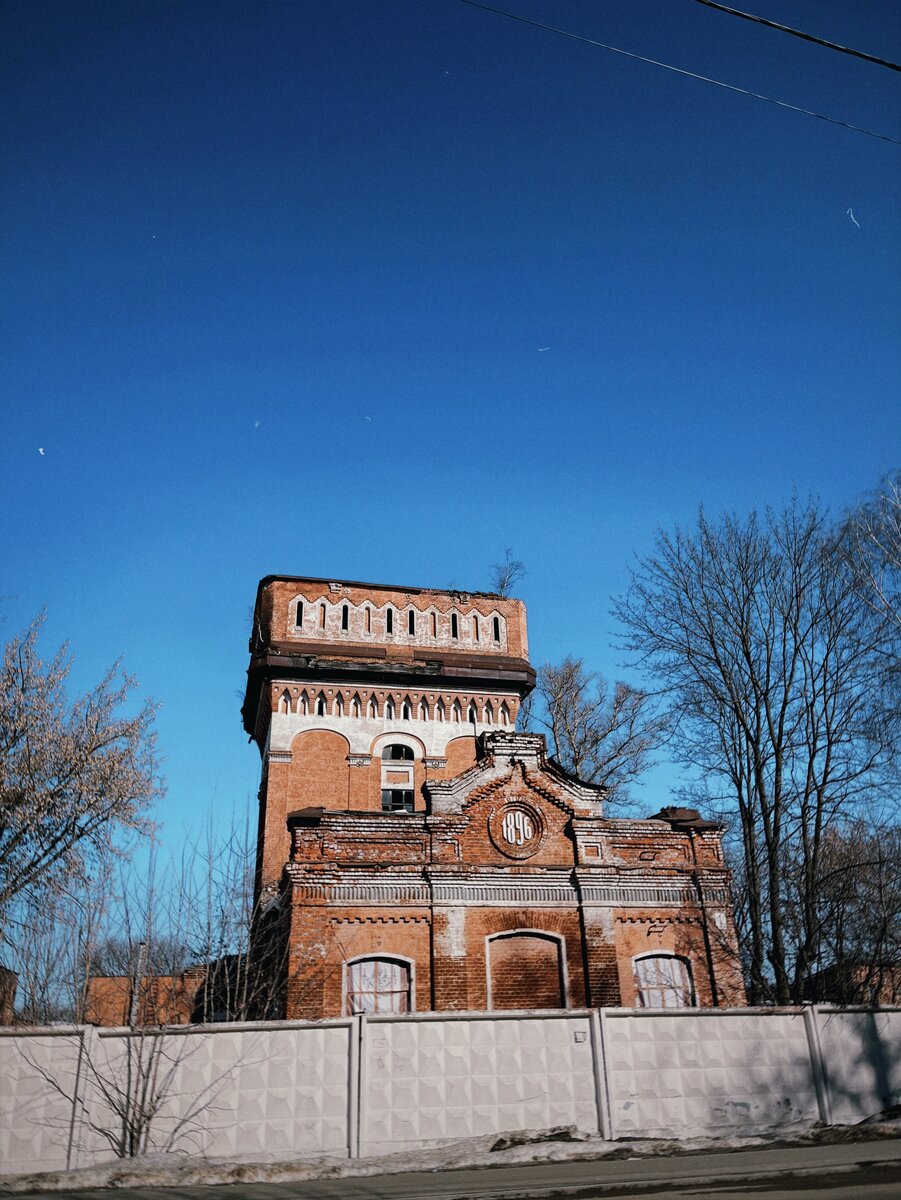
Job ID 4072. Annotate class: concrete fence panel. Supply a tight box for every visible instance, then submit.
[359,1011,599,1154]
[0,1027,88,1175]
[813,1008,901,1124]
[601,1009,821,1137]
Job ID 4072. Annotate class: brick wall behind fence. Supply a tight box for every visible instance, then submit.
[1,1007,899,1175]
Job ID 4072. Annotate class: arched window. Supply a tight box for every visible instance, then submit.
[386,607,394,634]
[335,693,344,717]
[467,702,478,724]
[435,698,445,722]
[346,957,411,1015]
[385,696,395,719]
[430,612,437,638]
[484,701,494,725]
[295,601,304,629]
[488,932,565,1010]
[452,699,462,722]
[451,612,458,639]
[472,615,479,641]
[633,955,695,1009]
[319,603,326,629]
[401,696,412,720]
[365,606,372,633]
[352,693,362,718]
[299,690,310,716]
[316,691,327,716]
[408,609,416,636]
[493,616,500,642]
[368,696,378,719]
[500,702,510,726]
[380,744,414,813]
[418,698,429,721]
[341,604,349,631]
[277,689,291,714]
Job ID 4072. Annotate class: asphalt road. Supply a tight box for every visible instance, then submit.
[3,1139,901,1200]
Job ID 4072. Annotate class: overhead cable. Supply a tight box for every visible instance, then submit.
[687,0,901,73]
[456,0,901,146]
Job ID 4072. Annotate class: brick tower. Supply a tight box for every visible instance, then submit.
[242,574,745,1019]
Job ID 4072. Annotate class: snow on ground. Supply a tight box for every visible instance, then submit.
[2,1118,901,1195]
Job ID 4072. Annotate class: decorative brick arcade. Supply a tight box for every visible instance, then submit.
[242,575,745,1019]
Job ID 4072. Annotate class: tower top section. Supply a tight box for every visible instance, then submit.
[242,575,534,745]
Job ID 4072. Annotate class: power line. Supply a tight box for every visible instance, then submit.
[687,0,901,73]
[456,0,901,146]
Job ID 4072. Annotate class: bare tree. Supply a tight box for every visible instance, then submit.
[845,471,901,635]
[615,498,897,1004]
[0,615,162,920]
[528,657,666,802]
[489,548,526,598]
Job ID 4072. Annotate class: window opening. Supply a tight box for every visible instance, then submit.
[493,616,500,642]
[278,689,291,714]
[436,698,445,722]
[352,694,362,718]
[341,604,349,631]
[451,613,458,639]
[383,744,414,760]
[368,696,378,718]
[452,700,462,722]
[335,693,344,717]
[320,603,326,629]
[402,697,412,720]
[365,607,372,633]
[295,602,304,629]
[385,697,395,719]
[316,692,327,716]
[418,698,429,721]
[386,607,393,634]
[634,955,695,1009]
[431,612,437,637]
[346,958,411,1014]
[468,702,478,723]
[500,702,510,726]
[472,615,480,641]
[408,609,415,636]
[381,744,414,813]
[484,701,493,724]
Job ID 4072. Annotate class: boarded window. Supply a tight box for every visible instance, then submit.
[346,958,410,1015]
[634,955,695,1008]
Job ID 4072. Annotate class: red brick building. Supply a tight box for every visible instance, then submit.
[242,575,745,1019]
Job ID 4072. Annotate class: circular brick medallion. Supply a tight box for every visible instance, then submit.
[488,800,545,859]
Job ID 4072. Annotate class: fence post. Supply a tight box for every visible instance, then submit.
[355,1014,369,1158]
[67,1024,98,1170]
[803,1006,832,1126]
[591,1009,614,1140]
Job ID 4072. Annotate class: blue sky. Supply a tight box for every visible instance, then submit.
[2,0,899,840]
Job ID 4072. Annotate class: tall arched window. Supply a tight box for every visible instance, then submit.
[365,606,372,633]
[452,699,462,722]
[277,689,291,714]
[368,696,378,718]
[316,691,327,716]
[472,615,480,641]
[352,693,362,718]
[633,955,695,1009]
[319,603,327,629]
[385,696,395,719]
[493,616,500,642]
[299,690,310,716]
[401,696,412,720]
[341,604,349,631]
[435,698,445,722]
[484,701,494,724]
[467,702,478,724]
[408,609,416,636]
[386,607,394,634]
[500,701,510,726]
[418,698,429,721]
[335,693,344,717]
[346,957,411,1014]
[451,613,459,639]
[295,601,304,629]
[380,744,414,813]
